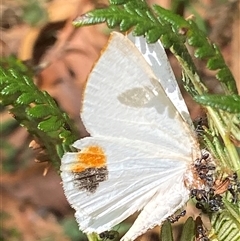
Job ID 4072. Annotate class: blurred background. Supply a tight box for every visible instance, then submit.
[0,0,239,240]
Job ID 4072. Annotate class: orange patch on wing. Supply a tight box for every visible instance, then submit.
[72,145,106,172]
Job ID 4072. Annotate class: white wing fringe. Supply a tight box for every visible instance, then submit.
[121,179,189,241]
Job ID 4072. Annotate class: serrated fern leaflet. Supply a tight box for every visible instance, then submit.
[195,94,240,114]
[0,57,79,168]
[74,0,237,96]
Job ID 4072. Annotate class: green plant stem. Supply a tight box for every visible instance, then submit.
[172,50,207,95]
[206,107,240,171]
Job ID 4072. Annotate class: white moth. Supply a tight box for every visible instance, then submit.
[61,31,203,241]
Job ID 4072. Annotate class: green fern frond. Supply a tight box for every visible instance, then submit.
[153,5,237,95]
[0,57,79,168]
[195,94,240,114]
[74,0,164,42]
[74,1,238,96]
